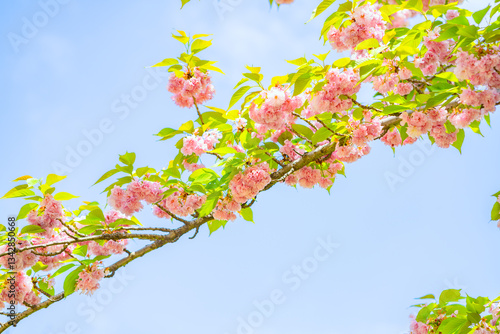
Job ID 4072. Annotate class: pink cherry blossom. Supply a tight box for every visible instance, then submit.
[0,272,33,305]
[213,197,241,221]
[0,239,38,271]
[308,69,360,116]
[183,160,205,172]
[445,10,459,20]
[26,194,64,236]
[381,129,402,148]
[167,68,215,108]
[75,263,105,296]
[229,163,272,203]
[328,4,386,51]
[156,190,206,217]
[280,140,304,161]
[249,86,304,132]
[181,129,222,156]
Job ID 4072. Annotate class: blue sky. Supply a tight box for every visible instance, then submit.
[0,1,498,334]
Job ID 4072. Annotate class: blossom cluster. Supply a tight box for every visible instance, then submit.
[167,67,215,108]
[0,239,38,271]
[285,161,343,189]
[108,180,164,216]
[75,263,105,296]
[249,86,304,133]
[26,194,64,237]
[181,129,222,156]
[415,29,452,76]
[304,68,360,118]
[32,234,75,271]
[410,303,500,333]
[0,272,40,308]
[154,189,206,218]
[327,4,386,52]
[455,48,500,89]
[351,114,383,146]
[84,210,129,256]
[213,197,241,221]
[371,64,413,95]
[229,163,272,203]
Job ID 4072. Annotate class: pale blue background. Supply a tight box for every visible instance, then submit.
[0,1,498,334]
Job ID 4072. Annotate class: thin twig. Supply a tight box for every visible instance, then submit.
[193,98,204,125]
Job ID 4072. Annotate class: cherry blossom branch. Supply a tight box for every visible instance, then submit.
[0,214,214,332]
[31,244,70,257]
[348,97,383,113]
[154,202,192,225]
[0,95,467,331]
[0,232,167,258]
[293,112,318,131]
[58,219,86,238]
[193,97,204,125]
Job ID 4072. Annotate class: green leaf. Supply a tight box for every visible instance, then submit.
[286,57,308,66]
[78,225,101,235]
[51,264,75,278]
[469,121,482,136]
[63,265,85,296]
[491,202,500,221]
[46,174,67,186]
[355,38,380,50]
[152,58,178,67]
[452,129,465,153]
[457,26,479,39]
[2,187,36,199]
[472,6,490,25]
[312,127,332,145]
[198,192,221,217]
[208,220,226,234]
[439,289,462,305]
[293,73,313,95]
[53,192,80,201]
[228,86,251,110]
[109,218,140,228]
[333,57,351,68]
[189,168,219,184]
[291,124,314,140]
[17,203,38,220]
[210,147,239,155]
[88,208,106,223]
[436,72,458,82]
[313,52,330,62]
[38,278,55,296]
[20,225,46,234]
[179,120,195,133]
[308,0,336,22]
[191,39,212,54]
[26,178,40,187]
[157,127,181,140]
[73,245,88,257]
[416,303,435,323]
[93,169,120,186]
[136,167,152,178]
[403,0,423,12]
[119,152,136,166]
[245,65,261,74]
[418,294,436,300]
[12,175,34,182]
[240,207,254,222]
[32,261,48,273]
[172,34,189,44]
[438,318,467,334]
